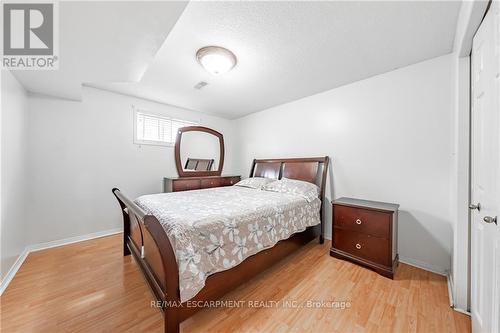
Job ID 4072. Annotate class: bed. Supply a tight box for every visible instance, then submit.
[112,157,329,333]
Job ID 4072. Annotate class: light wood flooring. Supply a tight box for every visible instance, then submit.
[0,234,470,332]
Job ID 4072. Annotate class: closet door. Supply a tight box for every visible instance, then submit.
[470,2,500,332]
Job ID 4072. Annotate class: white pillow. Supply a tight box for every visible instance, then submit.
[263,178,319,202]
[234,177,276,189]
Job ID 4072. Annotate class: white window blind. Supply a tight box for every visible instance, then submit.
[134,110,197,146]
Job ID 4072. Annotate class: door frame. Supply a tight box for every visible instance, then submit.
[452,0,491,314]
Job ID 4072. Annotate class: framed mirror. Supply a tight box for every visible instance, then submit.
[174,126,225,177]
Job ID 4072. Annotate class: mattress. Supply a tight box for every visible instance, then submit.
[135,186,321,302]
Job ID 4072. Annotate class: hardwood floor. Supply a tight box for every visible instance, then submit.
[1,234,470,333]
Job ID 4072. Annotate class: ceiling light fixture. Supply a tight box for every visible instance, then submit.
[196,46,237,75]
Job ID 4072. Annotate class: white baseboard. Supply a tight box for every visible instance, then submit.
[447,270,454,307]
[0,248,30,295]
[397,256,447,276]
[28,228,122,253]
[453,306,471,316]
[0,228,122,295]
[446,269,472,316]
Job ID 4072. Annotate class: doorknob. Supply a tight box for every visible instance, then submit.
[469,203,481,211]
[483,216,498,225]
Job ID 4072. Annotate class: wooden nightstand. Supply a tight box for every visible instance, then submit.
[330,197,399,279]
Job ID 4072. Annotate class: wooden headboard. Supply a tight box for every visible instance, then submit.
[250,157,330,243]
[249,157,330,202]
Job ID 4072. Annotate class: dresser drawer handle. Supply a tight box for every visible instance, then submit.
[355,243,362,250]
[355,219,362,225]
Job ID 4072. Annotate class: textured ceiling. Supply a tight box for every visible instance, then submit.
[12,1,461,118]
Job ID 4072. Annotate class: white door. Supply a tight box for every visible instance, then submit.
[471,2,500,333]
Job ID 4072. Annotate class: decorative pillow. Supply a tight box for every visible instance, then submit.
[234,177,276,189]
[263,178,319,202]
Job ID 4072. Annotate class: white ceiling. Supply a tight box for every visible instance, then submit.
[13,1,461,119]
[11,1,188,101]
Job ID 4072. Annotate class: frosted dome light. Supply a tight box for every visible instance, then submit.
[196,46,237,75]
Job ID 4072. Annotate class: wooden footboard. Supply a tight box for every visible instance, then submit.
[112,189,320,333]
[113,188,182,333]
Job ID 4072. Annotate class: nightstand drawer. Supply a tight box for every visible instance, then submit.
[200,178,221,188]
[333,228,390,267]
[172,179,201,192]
[334,205,391,239]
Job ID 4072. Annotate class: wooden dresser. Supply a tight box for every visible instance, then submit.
[330,197,399,279]
[163,175,241,193]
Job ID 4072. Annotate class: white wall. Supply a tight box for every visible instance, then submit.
[234,54,455,273]
[1,70,29,281]
[25,87,237,245]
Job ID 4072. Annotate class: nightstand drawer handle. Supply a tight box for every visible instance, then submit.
[355,219,362,225]
[355,243,362,250]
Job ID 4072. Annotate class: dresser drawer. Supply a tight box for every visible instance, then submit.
[172,179,201,192]
[200,178,221,188]
[165,175,242,192]
[220,176,240,186]
[334,205,391,239]
[333,228,390,267]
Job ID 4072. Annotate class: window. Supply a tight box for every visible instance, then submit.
[134,110,197,146]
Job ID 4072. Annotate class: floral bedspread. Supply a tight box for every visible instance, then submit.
[135,186,321,302]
